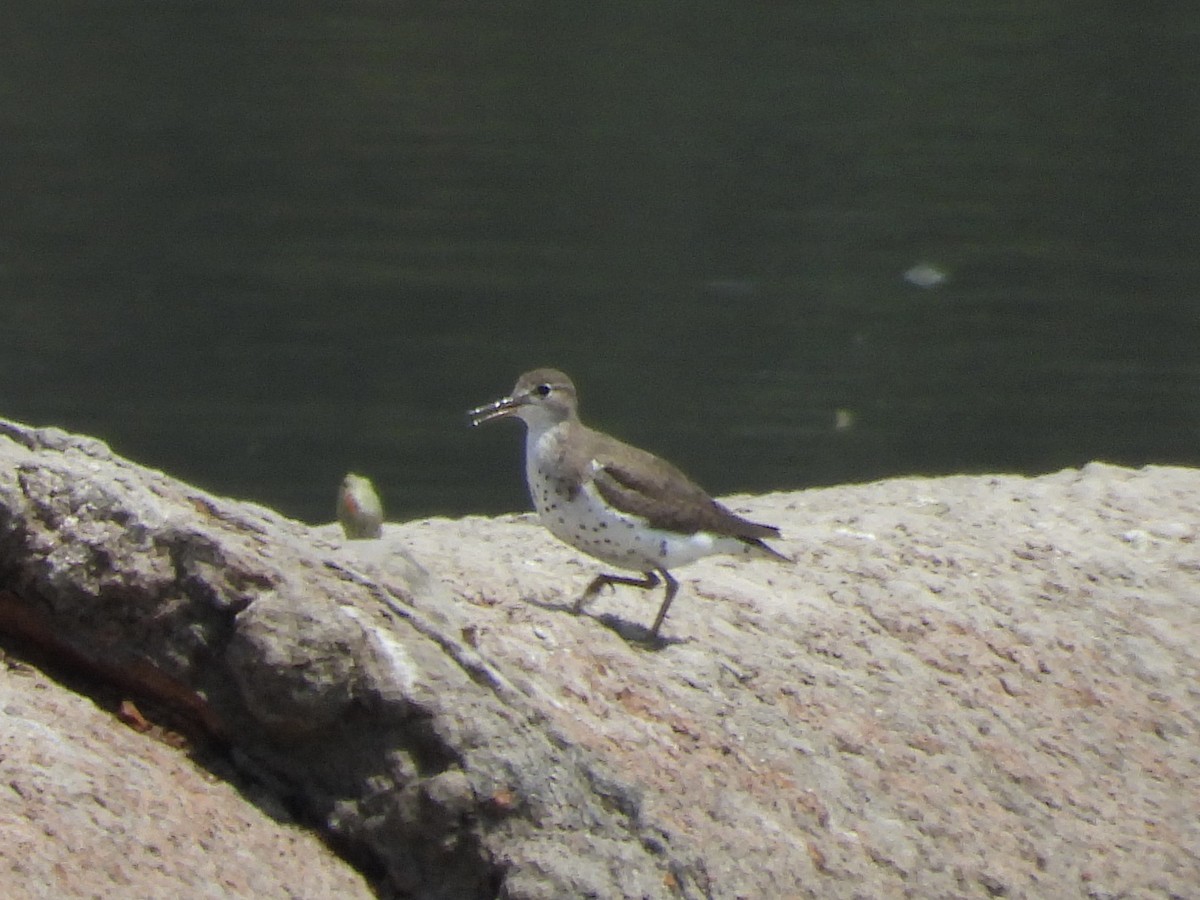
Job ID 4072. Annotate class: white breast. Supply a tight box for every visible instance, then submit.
[523,426,749,572]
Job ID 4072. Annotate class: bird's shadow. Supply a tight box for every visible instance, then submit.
[522,597,690,650]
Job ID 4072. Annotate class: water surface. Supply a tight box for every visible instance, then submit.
[2,3,1197,521]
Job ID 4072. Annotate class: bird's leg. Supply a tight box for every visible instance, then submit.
[647,569,679,639]
[574,571,660,613]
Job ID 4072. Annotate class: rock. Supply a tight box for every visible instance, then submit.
[0,651,376,899]
[0,419,1198,898]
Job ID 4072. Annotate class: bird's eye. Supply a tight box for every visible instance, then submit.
[535,384,552,397]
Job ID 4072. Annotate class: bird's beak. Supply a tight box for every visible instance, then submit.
[468,393,523,426]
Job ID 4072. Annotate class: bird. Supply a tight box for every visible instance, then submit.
[337,473,384,539]
[468,368,789,640]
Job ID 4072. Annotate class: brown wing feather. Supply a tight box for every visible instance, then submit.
[592,458,781,540]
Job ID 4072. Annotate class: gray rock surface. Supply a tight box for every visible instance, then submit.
[0,651,376,899]
[0,418,1198,898]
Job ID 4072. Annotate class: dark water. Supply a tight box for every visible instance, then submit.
[2,3,1198,523]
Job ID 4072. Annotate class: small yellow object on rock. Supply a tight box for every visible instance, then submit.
[336,473,384,539]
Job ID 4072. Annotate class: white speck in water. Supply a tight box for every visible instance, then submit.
[903,262,949,289]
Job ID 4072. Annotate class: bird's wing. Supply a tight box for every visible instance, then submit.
[591,458,780,540]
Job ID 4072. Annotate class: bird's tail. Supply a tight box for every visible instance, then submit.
[741,536,794,564]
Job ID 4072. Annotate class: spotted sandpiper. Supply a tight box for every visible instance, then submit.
[469,368,789,639]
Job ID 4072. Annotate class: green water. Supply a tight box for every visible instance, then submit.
[2,3,1197,522]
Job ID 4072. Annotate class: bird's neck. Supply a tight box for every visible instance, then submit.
[523,415,571,462]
